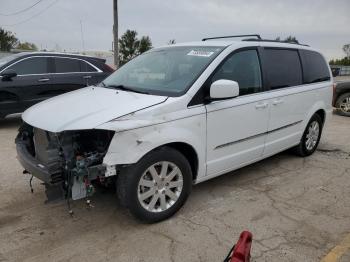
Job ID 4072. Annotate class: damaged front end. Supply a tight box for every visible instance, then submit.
[15,122,115,202]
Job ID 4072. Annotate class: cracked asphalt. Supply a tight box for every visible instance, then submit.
[0,114,349,262]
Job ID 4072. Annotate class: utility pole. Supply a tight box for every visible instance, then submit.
[80,20,85,53]
[113,0,119,68]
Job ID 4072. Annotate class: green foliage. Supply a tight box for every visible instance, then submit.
[16,41,38,51]
[329,57,350,66]
[138,36,152,54]
[0,27,18,51]
[329,44,350,66]
[275,35,299,44]
[118,30,153,65]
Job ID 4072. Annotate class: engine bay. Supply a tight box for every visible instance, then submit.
[16,122,115,203]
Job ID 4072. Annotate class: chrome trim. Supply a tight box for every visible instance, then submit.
[215,120,303,150]
[0,55,102,76]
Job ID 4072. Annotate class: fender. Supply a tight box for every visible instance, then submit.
[101,113,207,179]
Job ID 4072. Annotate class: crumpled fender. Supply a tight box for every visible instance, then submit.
[100,107,207,179]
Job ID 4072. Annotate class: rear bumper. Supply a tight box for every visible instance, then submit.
[16,142,63,184]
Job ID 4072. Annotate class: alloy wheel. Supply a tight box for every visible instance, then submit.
[339,96,350,113]
[137,161,183,213]
[305,121,320,151]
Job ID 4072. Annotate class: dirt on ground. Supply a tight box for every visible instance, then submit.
[0,114,349,262]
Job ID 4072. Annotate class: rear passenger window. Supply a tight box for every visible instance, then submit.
[211,50,262,96]
[80,61,97,72]
[54,58,81,73]
[300,50,330,83]
[264,49,302,89]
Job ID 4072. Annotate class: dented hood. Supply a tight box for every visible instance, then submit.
[22,86,167,132]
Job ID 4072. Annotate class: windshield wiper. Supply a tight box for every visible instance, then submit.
[104,84,149,94]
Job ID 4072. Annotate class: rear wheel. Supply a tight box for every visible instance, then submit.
[116,147,192,223]
[294,114,323,157]
[335,92,350,117]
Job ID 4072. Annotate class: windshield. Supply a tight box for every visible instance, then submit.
[102,46,224,96]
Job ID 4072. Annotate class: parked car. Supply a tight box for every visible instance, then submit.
[15,35,333,222]
[333,80,350,116]
[0,52,114,119]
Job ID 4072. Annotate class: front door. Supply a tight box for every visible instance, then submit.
[205,49,269,177]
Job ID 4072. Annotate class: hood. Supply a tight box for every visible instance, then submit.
[22,86,167,132]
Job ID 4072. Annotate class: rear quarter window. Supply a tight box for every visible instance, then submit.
[300,50,330,83]
[263,49,303,90]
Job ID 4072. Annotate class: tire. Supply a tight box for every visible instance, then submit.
[116,146,192,223]
[335,92,350,117]
[293,114,323,157]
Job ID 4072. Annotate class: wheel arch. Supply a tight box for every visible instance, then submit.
[153,142,199,182]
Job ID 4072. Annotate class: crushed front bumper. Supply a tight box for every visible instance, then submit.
[16,141,63,185]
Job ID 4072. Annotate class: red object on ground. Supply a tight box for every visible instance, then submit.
[230,231,253,262]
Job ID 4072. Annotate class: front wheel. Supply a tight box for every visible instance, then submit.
[117,147,192,223]
[293,114,323,157]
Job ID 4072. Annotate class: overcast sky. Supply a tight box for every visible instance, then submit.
[1,0,349,60]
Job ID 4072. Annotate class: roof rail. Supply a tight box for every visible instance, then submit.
[202,34,262,41]
[242,38,309,47]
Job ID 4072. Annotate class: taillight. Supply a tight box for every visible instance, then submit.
[103,64,115,72]
[332,83,337,106]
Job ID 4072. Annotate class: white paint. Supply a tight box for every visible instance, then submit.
[22,86,167,132]
[210,80,239,99]
[21,40,333,184]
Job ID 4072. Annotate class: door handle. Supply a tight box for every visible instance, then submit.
[255,102,268,109]
[272,99,284,105]
[83,75,92,79]
[38,78,50,82]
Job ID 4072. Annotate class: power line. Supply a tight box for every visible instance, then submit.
[0,0,45,16]
[2,0,59,26]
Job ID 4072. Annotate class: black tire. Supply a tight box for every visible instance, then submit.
[116,146,192,223]
[293,114,323,157]
[335,92,350,117]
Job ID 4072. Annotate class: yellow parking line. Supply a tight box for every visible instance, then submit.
[321,233,350,262]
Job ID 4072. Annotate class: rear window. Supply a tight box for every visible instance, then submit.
[300,50,330,83]
[54,57,97,73]
[264,49,303,89]
[54,57,80,73]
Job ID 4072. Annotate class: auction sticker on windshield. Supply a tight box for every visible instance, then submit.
[187,50,215,57]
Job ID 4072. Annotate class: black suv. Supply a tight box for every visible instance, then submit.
[0,52,114,119]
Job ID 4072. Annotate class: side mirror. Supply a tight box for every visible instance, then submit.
[1,69,17,81]
[210,79,239,100]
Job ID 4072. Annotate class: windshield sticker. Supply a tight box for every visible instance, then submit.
[187,50,215,57]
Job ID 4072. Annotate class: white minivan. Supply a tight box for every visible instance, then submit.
[16,35,333,222]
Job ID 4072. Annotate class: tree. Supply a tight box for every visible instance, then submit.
[118,30,152,65]
[138,36,152,54]
[329,43,350,66]
[343,44,350,59]
[118,30,139,65]
[16,41,38,51]
[275,35,299,44]
[0,27,18,51]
